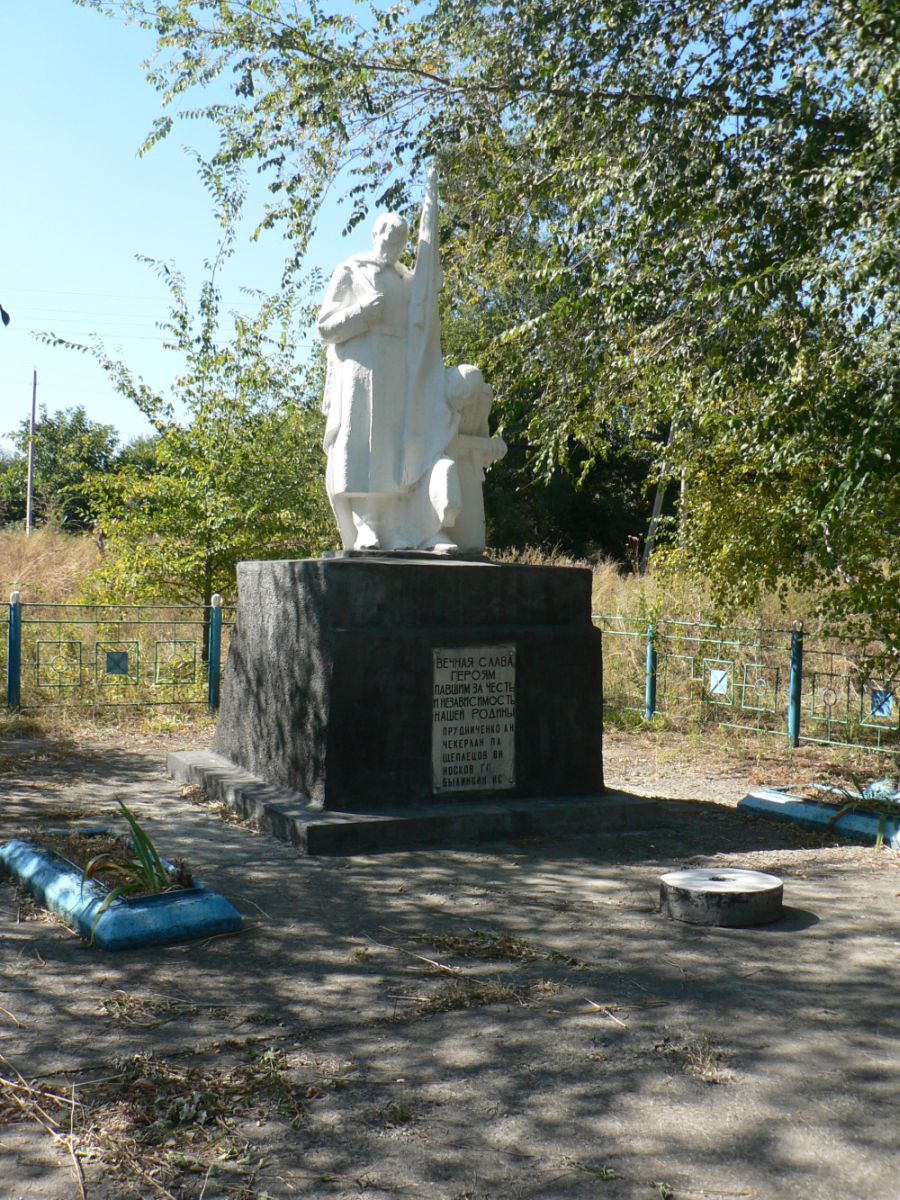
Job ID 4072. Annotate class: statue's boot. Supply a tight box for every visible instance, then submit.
[418,532,459,554]
[351,507,382,550]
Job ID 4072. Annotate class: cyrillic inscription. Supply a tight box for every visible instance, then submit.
[432,645,516,793]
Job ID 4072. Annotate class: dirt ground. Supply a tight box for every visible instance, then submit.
[1,723,898,1200]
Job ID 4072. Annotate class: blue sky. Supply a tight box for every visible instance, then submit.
[1,2,354,453]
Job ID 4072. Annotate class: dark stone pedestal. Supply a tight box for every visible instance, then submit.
[169,556,637,853]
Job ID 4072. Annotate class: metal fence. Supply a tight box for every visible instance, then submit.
[594,616,899,753]
[4,596,897,754]
[3,594,233,711]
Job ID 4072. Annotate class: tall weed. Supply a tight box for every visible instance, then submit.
[0,527,100,602]
[495,544,812,630]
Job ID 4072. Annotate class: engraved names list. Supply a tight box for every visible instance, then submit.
[432,645,516,793]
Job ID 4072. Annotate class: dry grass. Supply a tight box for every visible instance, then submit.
[0,1046,316,1199]
[0,528,816,634]
[0,527,100,602]
[417,976,526,1013]
[417,927,583,967]
[656,1034,732,1084]
[379,935,537,1013]
[494,544,812,629]
[0,706,217,749]
[9,882,72,931]
[590,558,816,630]
[96,990,227,1028]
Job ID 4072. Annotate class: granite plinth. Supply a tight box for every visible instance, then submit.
[210,556,603,813]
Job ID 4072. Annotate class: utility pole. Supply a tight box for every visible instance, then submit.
[25,370,36,536]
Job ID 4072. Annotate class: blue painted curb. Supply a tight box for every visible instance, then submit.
[738,788,900,849]
[0,838,243,950]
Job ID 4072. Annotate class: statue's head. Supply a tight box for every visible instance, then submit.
[447,364,494,434]
[447,364,490,408]
[372,213,409,264]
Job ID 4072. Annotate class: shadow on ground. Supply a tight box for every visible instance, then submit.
[1,732,897,1200]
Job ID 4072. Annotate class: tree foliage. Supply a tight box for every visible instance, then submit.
[0,405,120,531]
[49,255,334,610]
[81,0,900,645]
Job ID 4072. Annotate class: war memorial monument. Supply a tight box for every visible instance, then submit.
[170,169,655,851]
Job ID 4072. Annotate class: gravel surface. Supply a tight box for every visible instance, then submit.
[1,724,898,1200]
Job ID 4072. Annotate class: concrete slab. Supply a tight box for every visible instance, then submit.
[168,748,661,854]
[739,786,900,848]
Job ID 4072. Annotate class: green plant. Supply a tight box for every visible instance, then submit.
[48,244,333,616]
[84,800,192,938]
[557,1156,618,1182]
[385,1100,413,1126]
[814,767,900,850]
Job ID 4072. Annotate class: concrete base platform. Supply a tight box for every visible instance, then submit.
[739,787,900,849]
[169,750,660,855]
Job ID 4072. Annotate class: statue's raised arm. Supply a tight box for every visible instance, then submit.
[402,165,453,490]
[410,163,442,331]
[316,164,502,554]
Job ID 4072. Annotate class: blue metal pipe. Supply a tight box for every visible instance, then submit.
[787,621,804,747]
[7,591,22,711]
[207,594,223,711]
[644,623,658,720]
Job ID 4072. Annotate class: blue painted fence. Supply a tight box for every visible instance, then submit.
[3,596,897,753]
[4,595,229,711]
[594,616,898,754]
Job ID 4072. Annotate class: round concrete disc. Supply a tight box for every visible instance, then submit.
[659,867,784,927]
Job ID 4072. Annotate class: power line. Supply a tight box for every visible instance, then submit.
[12,306,165,320]
[3,285,167,302]
[3,284,255,306]
[6,327,169,343]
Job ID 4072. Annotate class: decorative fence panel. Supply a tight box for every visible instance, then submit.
[4,596,233,711]
[594,617,899,754]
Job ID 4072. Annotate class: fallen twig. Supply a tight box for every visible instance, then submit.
[171,924,254,952]
[581,1000,628,1026]
[370,937,465,977]
[0,1057,86,1198]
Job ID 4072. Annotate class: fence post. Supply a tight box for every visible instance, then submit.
[7,591,22,711]
[644,623,657,719]
[787,620,804,747]
[207,594,223,711]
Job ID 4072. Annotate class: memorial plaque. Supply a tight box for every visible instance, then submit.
[432,645,516,793]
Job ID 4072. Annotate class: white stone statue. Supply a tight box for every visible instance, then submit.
[318,167,505,552]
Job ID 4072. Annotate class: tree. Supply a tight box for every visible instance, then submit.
[50,254,334,632]
[438,218,655,558]
[115,433,163,474]
[81,0,900,647]
[0,405,120,530]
